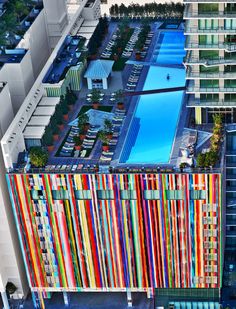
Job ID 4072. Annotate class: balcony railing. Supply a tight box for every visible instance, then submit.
[185,26,236,34]
[185,42,236,52]
[184,10,236,18]
[184,55,236,65]
[187,98,236,107]
[187,86,236,92]
[186,71,236,79]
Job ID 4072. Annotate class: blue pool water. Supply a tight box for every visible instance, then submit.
[153,31,186,65]
[121,31,186,164]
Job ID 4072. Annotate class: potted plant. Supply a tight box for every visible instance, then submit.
[65,87,77,111]
[179,162,187,172]
[90,88,102,109]
[55,105,64,130]
[43,127,54,152]
[62,103,69,121]
[78,113,90,131]
[114,89,125,110]
[104,118,113,139]
[73,136,83,150]
[6,282,17,298]
[50,115,59,141]
[59,95,69,121]
[98,130,109,152]
[29,147,48,167]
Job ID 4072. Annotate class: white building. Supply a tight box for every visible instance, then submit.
[0,83,28,308]
[0,5,102,304]
[0,1,87,308]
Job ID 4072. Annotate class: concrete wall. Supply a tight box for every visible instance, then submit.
[0,8,52,115]
[0,51,35,114]
[82,0,101,20]
[0,84,28,299]
[18,10,51,79]
[43,0,69,48]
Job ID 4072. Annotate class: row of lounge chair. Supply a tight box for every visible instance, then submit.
[99,108,126,162]
[125,64,143,92]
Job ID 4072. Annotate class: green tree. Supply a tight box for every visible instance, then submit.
[98,130,109,145]
[196,153,206,168]
[29,147,48,167]
[104,118,113,133]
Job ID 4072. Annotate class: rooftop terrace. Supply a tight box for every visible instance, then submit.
[42,35,86,84]
[1,20,225,174]
[0,0,43,66]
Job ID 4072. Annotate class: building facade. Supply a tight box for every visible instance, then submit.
[184,0,236,124]
[6,172,222,306]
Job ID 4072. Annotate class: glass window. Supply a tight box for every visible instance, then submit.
[166,190,183,200]
[52,190,69,200]
[74,190,92,200]
[31,190,46,200]
[191,190,207,200]
[97,190,114,200]
[120,190,137,200]
[144,190,160,200]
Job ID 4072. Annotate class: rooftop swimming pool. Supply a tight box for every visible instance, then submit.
[153,31,186,65]
[120,31,186,164]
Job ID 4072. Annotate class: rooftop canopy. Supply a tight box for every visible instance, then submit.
[38,97,60,107]
[23,126,45,139]
[84,60,114,79]
[28,116,51,127]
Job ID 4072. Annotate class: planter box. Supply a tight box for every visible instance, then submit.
[102,145,109,152]
[47,145,54,152]
[53,134,59,141]
[63,114,69,121]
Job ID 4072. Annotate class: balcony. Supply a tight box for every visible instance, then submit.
[185,26,236,34]
[187,86,236,93]
[186,70,236,79]
[187,96,236,107]
[185,41,236,52]
[184,55,236,66]
[184,9,236,18]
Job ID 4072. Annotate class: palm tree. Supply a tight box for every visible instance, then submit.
[98,130,110,151]
[104,119,113,138]
[90,89,102,109]
[78,113,89,132]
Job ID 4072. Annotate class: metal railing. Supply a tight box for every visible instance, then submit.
[184,55,236,65]
[186,71,236,78]
[187,86,236,92]
[184,9,236,18]
[185,41,236,51]
[187,98,236,106]
[185,26,236,34]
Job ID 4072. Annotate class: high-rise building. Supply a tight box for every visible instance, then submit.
[0,1,86,308]
[184,0,236,124]
[0,1,224,308]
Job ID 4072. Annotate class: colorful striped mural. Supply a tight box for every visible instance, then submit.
[6,173,222,292]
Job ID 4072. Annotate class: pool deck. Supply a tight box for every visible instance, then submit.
[41,22,211,171]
